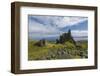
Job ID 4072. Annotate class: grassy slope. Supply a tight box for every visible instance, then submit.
[28,40,88,60]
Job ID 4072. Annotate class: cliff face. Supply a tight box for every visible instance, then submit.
[56,29,76,45]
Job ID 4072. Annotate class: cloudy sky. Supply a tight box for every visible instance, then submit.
[28,15,88,40]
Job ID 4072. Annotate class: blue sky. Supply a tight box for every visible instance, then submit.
[28,15,88,40]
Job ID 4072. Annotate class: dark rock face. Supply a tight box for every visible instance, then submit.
[34,39,46,47]
[57,29,76,45]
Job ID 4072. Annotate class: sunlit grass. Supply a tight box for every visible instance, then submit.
[28,40,88,60]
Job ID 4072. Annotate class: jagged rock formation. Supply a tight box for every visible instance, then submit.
[56,29,76,45]
[34,29,76,47]
[34,39,46,47]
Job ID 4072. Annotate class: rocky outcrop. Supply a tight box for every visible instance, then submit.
[34,39,46,47]
[56,29,76,45]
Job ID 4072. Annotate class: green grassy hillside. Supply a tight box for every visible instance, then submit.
[28,40,88,60]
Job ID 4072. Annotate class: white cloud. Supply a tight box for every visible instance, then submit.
[29,20,61,34]
[29,16,88,29]
[57,17,87,28]
[71,30,88,37]
[28,16,88,38]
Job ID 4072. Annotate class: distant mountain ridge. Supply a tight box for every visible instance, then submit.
[29,35,88,41]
